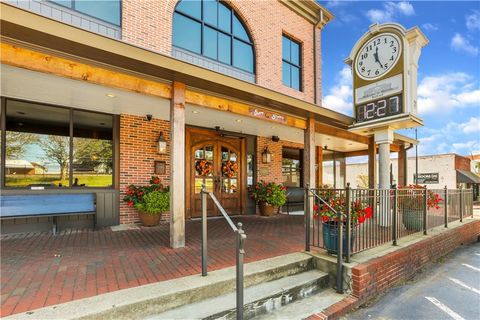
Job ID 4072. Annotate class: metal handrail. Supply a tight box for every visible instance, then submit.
[308,188,346,217]
[200,185,246,320]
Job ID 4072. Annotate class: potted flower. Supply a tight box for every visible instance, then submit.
[250,180,287,216]
[398,185,442,231]
[313,195,372,254]
[123,176,170,226]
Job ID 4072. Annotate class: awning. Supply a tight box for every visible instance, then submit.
[457,170,480,184]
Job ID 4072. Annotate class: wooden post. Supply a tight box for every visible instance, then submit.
[398,145,407,187]
[170,81,186,248]
[316,146,323,187]
[368,137,377,189]
[304,117,316,190]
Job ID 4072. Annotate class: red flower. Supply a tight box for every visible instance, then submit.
[127,200,134,207]
[365,207,372,218]
[313,204,319,212]
[322,215,329,222]
[358,216,366,224]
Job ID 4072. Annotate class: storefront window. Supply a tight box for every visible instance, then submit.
[282,148,303,187]
[2,99,114,188]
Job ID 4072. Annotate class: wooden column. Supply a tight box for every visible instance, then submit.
[368,137,377,189]
[316,146,323,187]
[398,145,407,186]
[170,81,186,248]
[304,117,316,189]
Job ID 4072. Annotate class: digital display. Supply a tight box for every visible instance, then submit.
[355,94,403,123]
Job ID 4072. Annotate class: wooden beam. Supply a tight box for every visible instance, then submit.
[304,117,316,189]
[184,90,307,129]
[170,81,186,248]
[344,144,400,158]
[315,123,369,145]
[0,42,172,99]
[316,146,323,187]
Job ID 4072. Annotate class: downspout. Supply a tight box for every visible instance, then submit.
[313,9,323,105]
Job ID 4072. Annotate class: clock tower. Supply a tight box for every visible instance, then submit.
[345,23,428,226]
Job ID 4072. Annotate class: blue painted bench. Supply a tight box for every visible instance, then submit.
[0,194,96,234]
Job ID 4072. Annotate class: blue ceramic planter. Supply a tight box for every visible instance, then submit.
[322,222,356,255]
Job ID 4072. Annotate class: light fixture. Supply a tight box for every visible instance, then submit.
[272,135,280,142]
[192,110,200,114]
[106,93,116,98]
[157,132,167,154]
[146,114,153,121]
[236,119,243,123]
[262,146,272,164]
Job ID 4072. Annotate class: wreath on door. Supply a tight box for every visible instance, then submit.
[195,159,213,176]
[222,160,238,178]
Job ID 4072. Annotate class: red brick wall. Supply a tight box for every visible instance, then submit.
[455,155,471,171]
[119,115,171,224]
[122,0,319,104]
[256,136,304,184]
[351,220,480,300]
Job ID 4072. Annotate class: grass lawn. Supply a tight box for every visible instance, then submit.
[5,175,113,187]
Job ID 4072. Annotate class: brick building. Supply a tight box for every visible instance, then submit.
[0,1,416,245]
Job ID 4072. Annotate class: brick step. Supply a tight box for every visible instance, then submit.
[149,269,330,320]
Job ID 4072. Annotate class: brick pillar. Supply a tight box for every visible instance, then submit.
[170,81,186,248]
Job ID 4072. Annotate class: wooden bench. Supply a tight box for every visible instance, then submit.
[283,187,305,214]
[0,194,96,234]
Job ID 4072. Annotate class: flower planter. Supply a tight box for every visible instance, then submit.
[258,201,277,216]
[402,209,423,231]
[322,222,356,255]
[138,211,161,227]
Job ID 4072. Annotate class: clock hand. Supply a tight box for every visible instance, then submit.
[374,46,383,68]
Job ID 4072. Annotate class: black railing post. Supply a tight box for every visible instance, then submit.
[236,222,246,320]
[305,184,311,252]
[460,188,463,222]
[336,207,344,294]
[423,188,428,235]
[201,185,208,276]
[444,186,448,228]
[392,186,398,246]
[345,183,351,263]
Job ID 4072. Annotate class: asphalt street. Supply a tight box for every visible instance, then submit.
[344,242,480,320]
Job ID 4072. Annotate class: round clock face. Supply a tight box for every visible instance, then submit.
[355,33,402,81]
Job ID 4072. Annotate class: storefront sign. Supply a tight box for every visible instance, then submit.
[249,108,287,124]
[414,173,439,184]
[355,74,403,104]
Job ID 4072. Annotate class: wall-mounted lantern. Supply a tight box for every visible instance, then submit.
[157,132,167,154]
[262,146,272,164]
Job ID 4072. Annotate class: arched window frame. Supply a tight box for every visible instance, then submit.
[172,0,256,75]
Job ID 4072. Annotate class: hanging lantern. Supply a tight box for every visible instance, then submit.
[262,146,272,164]
[157,132,167,154]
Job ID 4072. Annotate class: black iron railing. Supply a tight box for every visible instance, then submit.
[201,186,246,320]
[305,185,474,291]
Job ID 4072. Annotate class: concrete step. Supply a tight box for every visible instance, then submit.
[251,288,346,320]
[5,253,314,320]
[149,269,329,320]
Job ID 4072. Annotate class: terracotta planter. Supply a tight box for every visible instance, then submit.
[138,211,161,226]
[258,201,277,216]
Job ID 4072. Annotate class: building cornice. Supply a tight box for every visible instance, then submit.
[279,0,334,26]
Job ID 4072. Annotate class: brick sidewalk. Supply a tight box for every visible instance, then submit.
[0,215,305,317]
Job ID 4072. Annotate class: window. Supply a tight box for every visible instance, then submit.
[173,0,255,73]
[2,99,114,188]
[282,148,303,187]
[282,35,302,91]
[49,0,121,26]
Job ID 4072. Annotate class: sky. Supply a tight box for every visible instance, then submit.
[319,0,480,157]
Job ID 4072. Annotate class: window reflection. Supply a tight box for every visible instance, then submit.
[50,0,121,26]
[173,0,255,73]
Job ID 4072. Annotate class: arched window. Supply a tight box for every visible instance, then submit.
[173,0,255,74]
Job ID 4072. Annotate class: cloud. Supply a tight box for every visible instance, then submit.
[466,10,480,31]
[422,23,438,32]
[323,66,353,115]
[417,72,480,114]
[365,1,415,23]
[452,140,480,151]
[459,117,480,134]
[450,33,479,56]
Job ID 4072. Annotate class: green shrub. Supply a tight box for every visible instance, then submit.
[135,190,170,215]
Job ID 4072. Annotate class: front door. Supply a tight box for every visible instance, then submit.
[186,128,245,218]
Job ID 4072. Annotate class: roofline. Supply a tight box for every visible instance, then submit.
[279,0,334,26]
[0,3,351,128]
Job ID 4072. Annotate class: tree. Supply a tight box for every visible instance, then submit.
[5,132,38,159]
[73,138,113,173]
[37,135,70,180]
